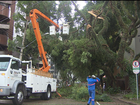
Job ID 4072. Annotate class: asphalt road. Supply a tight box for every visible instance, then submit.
[0,97,137,105]
[0,98,86,105]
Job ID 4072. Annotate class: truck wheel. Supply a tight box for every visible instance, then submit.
[46,86,51,99]
[41,86,51,100]
[12,86,24,105]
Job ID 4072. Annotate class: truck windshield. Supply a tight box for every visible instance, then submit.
[0,58,10,71]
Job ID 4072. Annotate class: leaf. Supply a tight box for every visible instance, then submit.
[81,51,92,63]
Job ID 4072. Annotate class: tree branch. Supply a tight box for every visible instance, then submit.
[125,47,134,62]
[134,1,138,20]
[97,1,109,17]
[98,18,108,36]
[71,1,101,47]
[112,1,128,32]
[71,1,90,38]
[121,1,135,22]
[121,1,138,38]
[134,53,140,60]
[111,1,129,63]
[135,19,140,28]
[127,30,137,46]
[71,1,88,24]
[69,22,85,35]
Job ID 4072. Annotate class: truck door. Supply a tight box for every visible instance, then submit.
[9,59,22,86]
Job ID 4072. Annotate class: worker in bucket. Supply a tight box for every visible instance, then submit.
[87,75,100,105]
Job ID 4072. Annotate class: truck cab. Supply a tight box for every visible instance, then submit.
[0,55,26,105]
[0,55,22,89]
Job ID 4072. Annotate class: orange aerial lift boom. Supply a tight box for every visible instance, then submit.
[29,9,60,72]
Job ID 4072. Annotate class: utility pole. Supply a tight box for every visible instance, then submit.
[19,20,28,60]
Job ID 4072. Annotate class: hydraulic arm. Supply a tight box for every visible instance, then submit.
[29,9,59,72]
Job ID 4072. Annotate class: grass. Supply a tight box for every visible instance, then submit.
[123,93,140,104]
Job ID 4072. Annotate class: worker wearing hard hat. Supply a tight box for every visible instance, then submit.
[87,75,100,105]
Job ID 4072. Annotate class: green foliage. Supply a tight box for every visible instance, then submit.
[57,86,72,98]
[62,38,99,81]
[98,94,112,102]
[102,10,121,52]
[71,84,89,102]
[107,86,121,94]
[8,39,17,52]
[57,84,112,102]
[8,36,22,52]
[128,75,136,93]
[57,1,72,22]
[123,92,140,100]
[81,51,92,63]
[124,59,136,93]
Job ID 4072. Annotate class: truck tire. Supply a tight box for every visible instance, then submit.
[41,86,51,100]
[12,86,24,105]
[46,86,51,100]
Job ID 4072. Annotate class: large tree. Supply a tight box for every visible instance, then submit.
[8,1,140,90]
[70,1,140,88]
[45,1,140,89]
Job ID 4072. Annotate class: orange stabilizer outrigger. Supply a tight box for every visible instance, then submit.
[56,88,62,98]
[29,9,60,72]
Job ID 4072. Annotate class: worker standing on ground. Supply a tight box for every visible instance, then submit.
[87,75,100,105]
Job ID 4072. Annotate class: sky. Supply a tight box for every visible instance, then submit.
[76,1,87,10]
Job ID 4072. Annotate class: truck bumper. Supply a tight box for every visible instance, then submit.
[0,86,10,96]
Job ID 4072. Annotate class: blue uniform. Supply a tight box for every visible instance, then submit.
[87,77,100,105]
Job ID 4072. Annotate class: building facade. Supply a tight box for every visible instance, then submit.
[0,1,16,54]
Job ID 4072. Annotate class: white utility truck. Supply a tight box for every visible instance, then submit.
[0,55,56,105]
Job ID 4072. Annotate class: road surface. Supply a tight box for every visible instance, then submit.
[0,97,137,105]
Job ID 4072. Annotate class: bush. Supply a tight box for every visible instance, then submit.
[56,86,72,98]
[71,84,89,101]
[100,94,112,102]
[107,86,121,94]
[57,84,112,102]
[71,84,112,102]
[95,94,112,102]
[123,92,139,100]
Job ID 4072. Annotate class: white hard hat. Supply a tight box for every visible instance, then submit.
[92,75,96,78]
